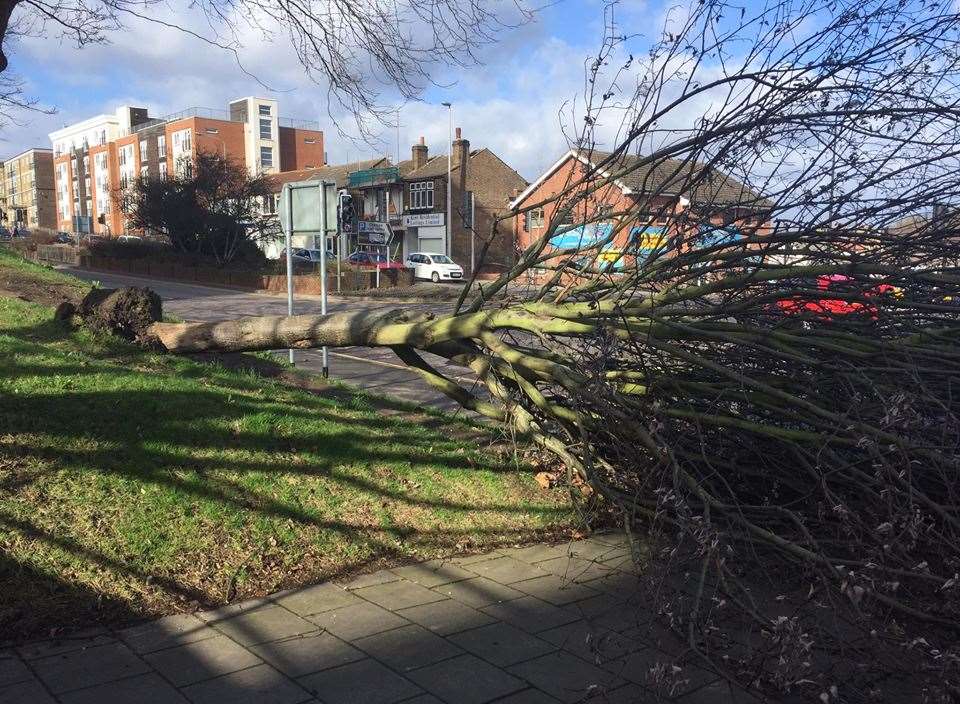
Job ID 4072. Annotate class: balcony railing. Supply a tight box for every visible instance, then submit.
[348,167,401,187]
[125,108,320,133]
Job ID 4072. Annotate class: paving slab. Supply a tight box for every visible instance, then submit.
[511,574,599,606]
[180,663,311,704]
[353,624,463,672]
[249,631,364,677]
[298,658,423,704]
[396,599,496,635]
[399,695,445,704]
[539,621,639,666]
[209,605,318,646]
[406,653,525,704]
[447,622,556,667]
[270,583,362,616]
[31,641,151,694]
[144,634,262,687]
[390,560,477,587]
[500,543,572,565]
[481,596,580,633]
[0,651,32,687]
[353,579,449,611]
[118,613,217,654]
[565,539,631,563]
[337,570,402,590]
[508,651,625,703]
[465,556,550,584]
[493,689,563,703]
[16,631,115,660]
[537,555,620,583]
[57,672,189,704]
[196,596,274,622]
[431,576,526,608]
[308,601,409,641]
[0,679,58,704]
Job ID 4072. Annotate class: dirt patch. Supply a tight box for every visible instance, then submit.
[74,287,163,343]
[0,269,85,307]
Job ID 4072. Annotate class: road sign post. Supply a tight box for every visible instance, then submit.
[280,179,338,372]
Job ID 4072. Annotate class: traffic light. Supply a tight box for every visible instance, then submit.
[97,214,106,225]
[338,192,355,233]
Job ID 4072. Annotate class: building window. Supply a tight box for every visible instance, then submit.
[260,146,273,168]
[410,181,434,210]
[259,118,272,140]
[205,127,219,134]
[159,161,168,180]
[157,134,166,158]
[529,207,544,229]
[140,165,149,179]
[259,104,271,116]
[304,138,316,144]
[99,130,106,146]
[139,141,148,162]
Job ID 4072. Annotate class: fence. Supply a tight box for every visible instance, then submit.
[35,245,81,266]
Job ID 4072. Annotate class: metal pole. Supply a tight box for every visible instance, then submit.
[284,185,295,365]
[442,102,452,257]
[319,182,329,378]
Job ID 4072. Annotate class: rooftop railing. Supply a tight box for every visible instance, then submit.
[125,108,320,133]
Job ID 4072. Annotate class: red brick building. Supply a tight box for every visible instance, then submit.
[511,149,772,278]
[50,98,324,236]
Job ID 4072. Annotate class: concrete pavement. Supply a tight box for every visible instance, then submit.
[0,534,749,704]
[68,269,475,414]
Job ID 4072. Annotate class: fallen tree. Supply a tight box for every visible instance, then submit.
[130,0,960,699]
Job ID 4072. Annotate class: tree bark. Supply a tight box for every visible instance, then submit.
[148,309,435,352]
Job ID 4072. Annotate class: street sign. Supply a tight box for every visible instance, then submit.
[402,212,444,227]
[357,220,391,244]
[279,180,337,373]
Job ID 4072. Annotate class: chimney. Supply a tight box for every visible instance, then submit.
[412,136,428,170]
[452,127,470,177]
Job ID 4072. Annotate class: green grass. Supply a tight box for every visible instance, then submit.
[0,255,572,639]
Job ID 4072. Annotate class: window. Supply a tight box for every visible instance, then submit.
[410,181,434,209]
[139,141,148,162]
[529,207,544,229]
[260,146,273,168]
[159,161,168,180]
[157,135,166,158]
[140,165,149,179]
[99,130,106,146]
[205,127,219,134]
[304,138,316,144]
[259,118,272,139]
[259,104,271,116]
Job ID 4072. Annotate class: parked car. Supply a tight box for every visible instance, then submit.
[774,274,899,321]
[11,226,29,238]
[0,226,10,242]
[405,252,464,282]
[347,251,405,270]
[289,247,334,263]
[117,235,143,243]
[54,232,75,244]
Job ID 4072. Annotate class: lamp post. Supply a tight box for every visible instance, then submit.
[441,102,452,257]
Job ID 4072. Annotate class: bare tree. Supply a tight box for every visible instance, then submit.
[92,0,960,698]
[0,0,532,133]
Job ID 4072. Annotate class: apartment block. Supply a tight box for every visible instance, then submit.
[0,148,56,231]
[49,98,325,236]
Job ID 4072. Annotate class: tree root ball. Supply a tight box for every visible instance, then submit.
[77,287,163,343]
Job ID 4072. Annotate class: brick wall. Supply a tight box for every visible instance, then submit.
[278,128,325,171]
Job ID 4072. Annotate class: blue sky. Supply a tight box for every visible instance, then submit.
[0,0,670,179]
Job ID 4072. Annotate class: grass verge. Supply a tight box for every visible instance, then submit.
[0,251,572,640]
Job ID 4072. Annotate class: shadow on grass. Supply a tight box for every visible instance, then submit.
[0,325,569,644]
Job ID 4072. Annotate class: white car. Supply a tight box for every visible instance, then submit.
[405,252,464,283]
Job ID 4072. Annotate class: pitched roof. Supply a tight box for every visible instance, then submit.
[403,154,456,180]
[511,149,771,209]
[267,159,384,192]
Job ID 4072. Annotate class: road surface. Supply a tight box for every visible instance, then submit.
[69,268,477,413]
